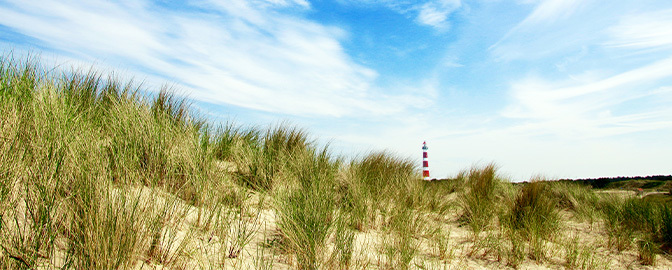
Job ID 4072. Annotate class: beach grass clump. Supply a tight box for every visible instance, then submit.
[503,179,560,260]
[0,54,214,268]
[547,181,599,222]
[431,226,453,261]
[638,237,657,266]
[351,151,416,195]
[226,199,262,260]
[104,88,213,205]
[0,156,64,269]
[339,151,417,231]
[145,191,194,268]
[622,198,659,235]
[67,185,148,269]
[598,193,672,262]
[234,124,311,191]
[0,63,100,268]
[381,207,425,270]
[330,212,356,269]
[660,204,672,250]
[210,122,261,162]
[599,195,635,251]
[0,55,39,104]
[150,87,192,128]
[400,178,457,216]
[600,196,656,252]
[458,163,504,237]
[274,147,340,269]
[563,234,604,270]
[505,180,559,238]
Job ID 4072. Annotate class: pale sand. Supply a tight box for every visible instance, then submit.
[25,186,672,269]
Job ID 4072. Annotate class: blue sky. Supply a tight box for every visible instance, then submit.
[1,0,671,180]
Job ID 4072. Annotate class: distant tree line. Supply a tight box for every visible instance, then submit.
[558,175,672,189]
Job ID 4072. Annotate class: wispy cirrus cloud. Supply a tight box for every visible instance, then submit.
[488,0,597,61]
[0,0,434,117]
[487,0,672,139]
[338,0,462,30]
[605,9,672,51]
[502,57,672,138]
[490,1,672,62]
[254,0,310,8]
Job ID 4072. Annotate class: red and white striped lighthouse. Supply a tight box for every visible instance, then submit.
[422,141,430,181]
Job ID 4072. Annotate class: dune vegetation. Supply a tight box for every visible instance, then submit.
[1,55,671,269]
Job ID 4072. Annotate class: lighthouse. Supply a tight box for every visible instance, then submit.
[422,141,430,181]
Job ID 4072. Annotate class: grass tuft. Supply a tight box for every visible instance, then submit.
[275,147,339,269]
[235,124,310,191]
[459,163,503,238]
[505,180,559,241]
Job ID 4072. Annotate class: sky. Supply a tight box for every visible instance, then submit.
[1,0,671,181]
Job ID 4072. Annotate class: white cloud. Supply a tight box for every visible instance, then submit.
[490,1,672,136]
[502,57,672,138]
[0,0,433,117]
[605,9,672,51]
[257,0,310,8]
[416,0,461,30]
[488,1,672,65]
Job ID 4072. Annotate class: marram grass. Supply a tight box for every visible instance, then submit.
[2,54,672,269]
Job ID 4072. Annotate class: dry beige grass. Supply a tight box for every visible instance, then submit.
[3,55,671,270]
[30,188,671,270]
